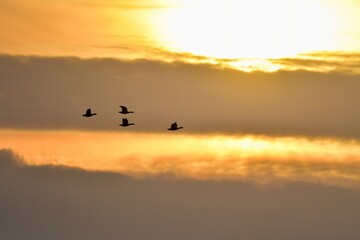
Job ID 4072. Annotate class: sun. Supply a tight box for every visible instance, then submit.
[153,0,340,59]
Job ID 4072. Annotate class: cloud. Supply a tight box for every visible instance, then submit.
[92,44,360,73]
[0,0,170,58]
[1,148,360,240]
[0,54,360,139]
[2,131,360,188]
[269,52,360,74]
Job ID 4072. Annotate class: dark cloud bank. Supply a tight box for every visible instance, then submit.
[0,54,360,138]
[1,149,359,240]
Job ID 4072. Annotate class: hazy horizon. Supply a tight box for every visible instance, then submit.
[1,0,359,239]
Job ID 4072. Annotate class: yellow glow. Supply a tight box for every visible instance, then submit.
[1,130,360,188]
[153,0,354,58]
[1,0,359,72]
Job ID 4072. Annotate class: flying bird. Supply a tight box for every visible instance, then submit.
[119,118,134,127]
[167,122,183,131]
[82,108,97,117]
[119,105,134,114]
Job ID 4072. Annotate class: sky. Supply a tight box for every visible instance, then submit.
[0,0,360,239]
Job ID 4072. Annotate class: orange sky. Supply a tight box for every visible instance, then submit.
[0,0,359,71]
[1,2,360,239]
[0,0,359,186]
[1,130,359,188]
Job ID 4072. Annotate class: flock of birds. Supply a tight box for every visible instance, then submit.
[82,105,183,131]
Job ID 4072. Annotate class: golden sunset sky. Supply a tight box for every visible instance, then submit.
[0,1,360,239]
[1,0,360,181]
[1,0,360,172]
[1,0,360,70]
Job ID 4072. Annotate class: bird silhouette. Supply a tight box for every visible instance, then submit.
[119,105,134,114]
[167,122,183,131]
[119,118,134,127]
[82,108,97,117]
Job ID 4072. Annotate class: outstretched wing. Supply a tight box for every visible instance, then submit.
[86,108,91,115]
[120,106,128,112]
[171,122,177,129]
[122,118,128,124]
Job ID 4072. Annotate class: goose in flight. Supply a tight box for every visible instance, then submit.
[82,108,97,117]
[119,105,134,114]
[119,118,134,127]
[167,122,183,131]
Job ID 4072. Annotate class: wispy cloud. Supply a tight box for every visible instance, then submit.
[269,51,360,74]
[91,43,360,73]
[2,131,359,188]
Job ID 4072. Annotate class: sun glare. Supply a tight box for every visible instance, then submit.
[1,130,359,187]
[153,0,342,59]
[1,0,358,71]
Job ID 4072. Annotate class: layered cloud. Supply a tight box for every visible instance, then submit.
[269,52,360,74]
[1,130,359,188]
[0,54,359,138]
[1,148,360,240]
